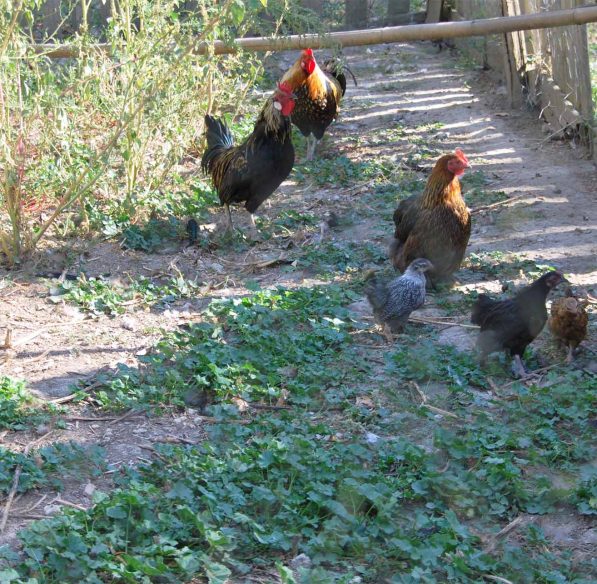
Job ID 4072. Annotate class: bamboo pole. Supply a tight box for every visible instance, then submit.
[34,5,597,59]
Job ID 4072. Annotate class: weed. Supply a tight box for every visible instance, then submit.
[91,285,363,411]
[0,377,34,430]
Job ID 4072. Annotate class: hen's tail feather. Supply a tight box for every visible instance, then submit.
[365,278,389,312]
[201,115,234,174]
[470,293,498,325]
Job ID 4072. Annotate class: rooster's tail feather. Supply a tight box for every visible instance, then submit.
[321,58,357,97]
[201,115,234,174]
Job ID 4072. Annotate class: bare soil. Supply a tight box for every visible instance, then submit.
[1,40,595,555]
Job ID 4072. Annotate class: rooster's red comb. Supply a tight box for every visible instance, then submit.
[302,48,314,58]
[276,82,295,97]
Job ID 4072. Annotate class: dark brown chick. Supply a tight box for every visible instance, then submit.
[390,149,471,287]
[548,288,589,363]
[471,271,568,377]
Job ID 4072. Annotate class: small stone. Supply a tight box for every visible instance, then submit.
[84,483,96,496]
[121,316,137,331]
[290,553,312,571]
[365,432,380,444]
[44,504,61,515]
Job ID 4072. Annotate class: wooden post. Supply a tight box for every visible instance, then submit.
[502,0,526,107]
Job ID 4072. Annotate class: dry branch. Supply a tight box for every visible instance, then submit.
[471,193,527,214]
[34,6,597,59]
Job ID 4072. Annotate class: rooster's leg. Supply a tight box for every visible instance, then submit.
[250,213,256,228]
[305,136,318,162]
[225,204,233,232]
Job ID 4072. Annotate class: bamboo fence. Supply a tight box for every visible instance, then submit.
[34,5,597,58]
[453,0,595,158]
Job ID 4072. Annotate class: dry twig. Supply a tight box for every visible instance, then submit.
[410,381,461,420]
[484,515,529,554]
[0,430,53,533]
[408,316,479,329]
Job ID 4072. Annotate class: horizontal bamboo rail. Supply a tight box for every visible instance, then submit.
[35,5,597,59]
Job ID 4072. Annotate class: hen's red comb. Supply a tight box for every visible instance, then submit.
[454,148,468,164]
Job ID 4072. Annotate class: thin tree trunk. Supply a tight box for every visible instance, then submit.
[386,0,410,26]
[345,0,368,30]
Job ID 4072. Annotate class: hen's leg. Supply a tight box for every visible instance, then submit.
[566,344,575,364]
[511,354,527,379]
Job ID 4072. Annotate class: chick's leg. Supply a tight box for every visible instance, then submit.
[511,354,527,379]
[382,323,394,345]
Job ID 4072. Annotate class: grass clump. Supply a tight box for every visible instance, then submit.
[59,275,200,316]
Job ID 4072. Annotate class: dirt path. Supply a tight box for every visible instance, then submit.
[0,40,595,551]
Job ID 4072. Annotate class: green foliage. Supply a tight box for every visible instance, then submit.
[93,285,363,411]
[0,377,34,430]
[575,472,597,515]
[464,251,557,280]
[461,170,509,208]
[59,274,200,316]
[293,156,393,187]
[296,241,386,278]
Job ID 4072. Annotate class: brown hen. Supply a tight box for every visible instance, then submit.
[390,149,471,286]
[549,288,589,363]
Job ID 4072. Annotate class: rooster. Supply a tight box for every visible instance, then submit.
[389,149,471,286]
[548,288,589,363]
[201,82,296,231]
[471,271,568,377]
[281,48,355,161]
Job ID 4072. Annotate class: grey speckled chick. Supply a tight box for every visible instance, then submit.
[365,258,433,338]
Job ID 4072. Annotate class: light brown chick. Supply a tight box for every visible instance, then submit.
[548,289,589,363]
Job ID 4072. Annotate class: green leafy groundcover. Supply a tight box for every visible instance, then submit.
[0,286,594,583]
[0,415,590,584]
